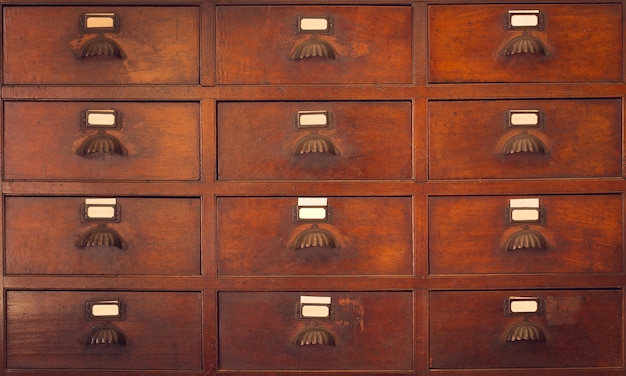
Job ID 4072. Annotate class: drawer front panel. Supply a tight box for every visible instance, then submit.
[217,197,413,276]
[430,289,623,369]
[429,99,622,180]
[218,101,412,180]
[429,194,623,275]
[219,291,414,370]
[216,6,412,84]
[4,6,199,84]
[4,102,200,181]
[428,4,623,83]
[6,291,203,370]
[5,197,201,276]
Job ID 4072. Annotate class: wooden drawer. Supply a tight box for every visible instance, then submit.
[3,6,199,85]
[428,4,623,83]
[217,101,412,180]
[5,197,201,276]
[429,289,623,369]
[216,6,412,85]
[429,99,622,180]
[429,194,623,275]
[6,291,202,370]
[217,197,413,276]
[3,101,200,181]
[219,291,414,371]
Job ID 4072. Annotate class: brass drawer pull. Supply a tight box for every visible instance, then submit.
[501,132,546,154]
[77,133,128,156]
[78,34,125,59]
[500,31,548,56]
[503,225,549,251]
[84,323,127,345]
[291,38,338,60]
[503,318,547,342]
[294,135,339,155]
[76,224,126,249]
[292,224,337,250]
[292,326,336,346]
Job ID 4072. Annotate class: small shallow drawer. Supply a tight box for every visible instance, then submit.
[429,99,622,180]
[3,101,200,181]
[219,291,413,371]
[217,197,412,276]
[6,291,202,370]
[429,194,623,275]
[5,197,201,276]
[430,289,622,369]
[428,4,623,82]
[216,6,412,85]
[218,101,412,180]
[4,6,199,84]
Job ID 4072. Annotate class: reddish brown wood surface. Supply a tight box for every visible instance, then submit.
[216,6,412,84]
[6,291,203,370]
[3,102,200,181]
[430,289,623,369]
[5,197,201,276]
[217,197,413,276]
[429,99,623,179]
[429,194,623,275]
[429,4,623,83]
[3,6,200,85]
[1,1,624,375]
[218,101,412,180]
[218,291,414,371]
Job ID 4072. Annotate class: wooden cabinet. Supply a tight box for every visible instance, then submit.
[1,1,624,375]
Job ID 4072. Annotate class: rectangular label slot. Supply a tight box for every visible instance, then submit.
[295,197,329,222]
[297,111,329,129]
[299,17,330,32]
[299,296,332,319]
[509,110,540,127]
[506,297,542,316]
[84,110,117,128]
[86,300,124,320]
[508,10,541,29]
[83,13,118,31]
[83,198,119,221]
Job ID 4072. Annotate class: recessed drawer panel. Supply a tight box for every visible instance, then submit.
[429,194,623,275]
[428,4,623,82]
[6,291,202,370]
[219,291,414,371]
[430,289,622,369]
[217,197,413,276]
[3,6,199,84]
[5,197,201,276]
[429,99,622,180]
[218,101,412,180]
[216,6,412,84]
[3,102,200,181]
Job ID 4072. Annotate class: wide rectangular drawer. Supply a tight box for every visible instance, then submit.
[429,99,622,180]
[217,101,412,180]
[428,4,623,82]
[5,197,201,276]
[219,291,414,371]
[217,197,413,276]
[429,289,623,369]
[3,6,199,84]
[4,101,200,181]
[429,194,623,275]
[7,291,202,370]
[216,6,412,84]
